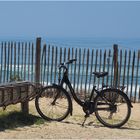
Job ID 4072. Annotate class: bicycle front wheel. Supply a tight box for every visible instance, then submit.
[94,89,131,128]
[35,85,71,121]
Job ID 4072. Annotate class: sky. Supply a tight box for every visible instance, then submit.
[0,1,140,39]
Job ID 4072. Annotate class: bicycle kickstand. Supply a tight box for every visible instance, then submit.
[82,113,89,127]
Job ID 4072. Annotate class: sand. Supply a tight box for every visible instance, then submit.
[0,100,140,139]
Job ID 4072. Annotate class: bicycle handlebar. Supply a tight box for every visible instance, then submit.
[58,59,77,69]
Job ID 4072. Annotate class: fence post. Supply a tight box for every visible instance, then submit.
[21,37,41,114]
[113,44,118,88]
[35,37,41,83]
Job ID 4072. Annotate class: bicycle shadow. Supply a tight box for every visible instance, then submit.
[0,111,45,131]
[62,120,140,130]
[62,120,103,128]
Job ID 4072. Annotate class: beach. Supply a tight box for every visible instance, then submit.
[0,100,140,139]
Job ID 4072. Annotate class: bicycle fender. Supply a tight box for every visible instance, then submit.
[52,83,73,115]
[120,92,133,108]
[101,88,133,108]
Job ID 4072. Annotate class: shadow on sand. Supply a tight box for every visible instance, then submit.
[0,111,45,131]
[62,120,140,130]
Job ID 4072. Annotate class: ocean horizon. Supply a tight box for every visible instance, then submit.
[0,37,140,51]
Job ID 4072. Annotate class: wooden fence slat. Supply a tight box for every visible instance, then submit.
[76,48,81,93]
[54,47,58,83]
[102,50,106,85]
[35,37,41,83]
[0,42,3,83]
[28,42,30,80]
[118,50,122,87]
[58,47,62,85]
[21,42,24,79]
[10,42,13,81]
[122,50,127,87]
[67,48,70,75]
[73,48,77,90]
[113,44,118,87]
[47,45,50,85]
[6,42,10,82]
[106,50,111,86]
[130,51,135,102]
[17,42,20,80]
[41,44,46,85]
[98,50,102,88]
[50,46,54,84]
[31,43,34,82]
[88,49,94,93]
[94,50,98,84]
[85,49,89,96]
[111,50,114,86]
[24,43,27,81]
[126,50,131,95]
[70,48,74,83]
[14,42,16,78]
[4,42,6,82]
[134,50,140,102]
[80,49,86,92]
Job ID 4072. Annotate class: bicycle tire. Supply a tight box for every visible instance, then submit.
[35,85,72,121]
[94,88,131,128]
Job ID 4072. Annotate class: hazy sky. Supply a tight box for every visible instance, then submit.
[0,1,140,39]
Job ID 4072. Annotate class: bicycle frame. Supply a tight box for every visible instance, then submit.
[59,71,98,107]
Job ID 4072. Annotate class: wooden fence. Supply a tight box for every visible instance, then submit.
[0,37,140,102]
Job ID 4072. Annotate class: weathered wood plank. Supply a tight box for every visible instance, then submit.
[76,48,81,93]
[111,50,114,86]
[14,42,16,78]
[94,49,98,84]
[98,50,102,88]
[4,42,7,83]
[24,43,27,81]
[80,49,86,92]
[118,50,122,87]
[85,49,89,96]
[73,48,77,90]
[134,50,140,102]
[54,47,58,83]
[130,51,135,102]
[122,50,127,87]
[88,49,94,93]
[113,45,118,87]
[0,42,3,83]
[17,42,20,80]
[106,50,111,86]
[28,43,30,81]
[50,46,54,84]
[31,43,34,82]
[70,48,74,83]
[35,37,41,83]
[126,50,131,95]
[47,45,50,85]
[41,44,46,85]
[21,42,24,79]
[6,42,10,82]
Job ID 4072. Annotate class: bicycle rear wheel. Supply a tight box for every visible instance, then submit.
[94,89,131,128]
[35,85,71,121]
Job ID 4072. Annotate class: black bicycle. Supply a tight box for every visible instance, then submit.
[35,59,133,128]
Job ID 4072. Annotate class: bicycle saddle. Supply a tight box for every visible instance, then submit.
[92,72,108,78]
